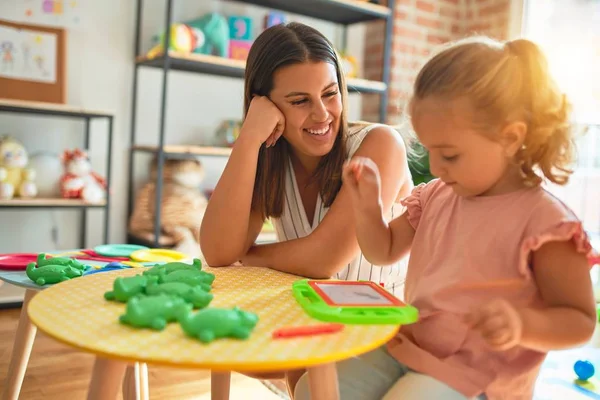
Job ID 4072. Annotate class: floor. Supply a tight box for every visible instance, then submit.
[0,307,285,400]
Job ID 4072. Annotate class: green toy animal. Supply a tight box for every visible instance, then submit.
[26,262,83,286]
[178,306,259,343]
[186,13,229,57]
[104,274,159,302]
[145,281,213,309]
[119,293,192,331]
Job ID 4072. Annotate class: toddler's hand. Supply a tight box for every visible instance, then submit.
[342,156,382,209]
[465,298,523,351]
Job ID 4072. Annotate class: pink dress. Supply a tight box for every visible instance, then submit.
[386,179,593,399]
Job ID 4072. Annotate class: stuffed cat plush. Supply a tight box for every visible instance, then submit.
[128,157,208,248]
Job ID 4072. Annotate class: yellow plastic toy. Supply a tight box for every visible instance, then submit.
[0,136,37,199]
[130,248,188,263]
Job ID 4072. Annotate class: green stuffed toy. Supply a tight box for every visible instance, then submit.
[186,12,230,57]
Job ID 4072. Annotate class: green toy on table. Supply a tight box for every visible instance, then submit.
[104,257,259,343]
[25,253,91,285]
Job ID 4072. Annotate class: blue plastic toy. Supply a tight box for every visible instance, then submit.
[574,359,596,381]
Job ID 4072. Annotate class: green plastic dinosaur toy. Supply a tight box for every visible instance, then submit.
[26,261,83,286]
[178,306,259,343]
[119,293,192,331]
[158,268,215,288]
[36,253,88,271]
[104,274,159,302]
[143,258,203,277]
[145,281,213,309]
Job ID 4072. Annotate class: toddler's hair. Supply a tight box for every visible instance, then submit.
[410,36,574,186]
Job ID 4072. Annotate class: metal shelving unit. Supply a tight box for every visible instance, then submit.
[0,98,114,248]
[127,0,395,248]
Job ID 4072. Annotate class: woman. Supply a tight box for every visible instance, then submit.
[199,20,413,397]
[200,21,412,291]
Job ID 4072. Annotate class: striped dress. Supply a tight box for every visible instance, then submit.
[271,124,409,298]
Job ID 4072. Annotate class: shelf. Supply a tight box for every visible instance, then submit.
[0,198,107,208]
[0,98,113,119]
[136,52,387,94]
[226,0,391,25]
[132,144,232,158]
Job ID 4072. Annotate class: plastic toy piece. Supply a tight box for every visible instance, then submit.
[145,281,213,309]
[143,258,202,277]
[119,293,192,331]
[575,360,596,381]
[178,306,259,343]
[26,261,83,285]
[130,248,188,263]
[104,274,159,302]
[36,253,88,272]
[272,323,344,339]
[291,279,419,325]
[158,268,215,287]
[94,244,149,258]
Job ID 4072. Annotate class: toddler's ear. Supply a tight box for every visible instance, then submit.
[500,121,527,157]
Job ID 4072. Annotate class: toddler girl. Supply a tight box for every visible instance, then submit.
[294,36,597,399]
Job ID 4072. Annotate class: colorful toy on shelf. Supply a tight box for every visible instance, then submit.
[25,253,90,286]
[179,306,259,343]
[214,119,242,147]
[60,148,107,204]
[340,51,359,78]
[228,15,252,61]
[186,13,229,57]
[264,11,286,30]
[146,23,205,59]
[119,293,193,331]
[0,135,38,199]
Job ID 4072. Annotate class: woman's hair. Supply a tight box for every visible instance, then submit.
[409,36,574,186]
[244,22,350,219]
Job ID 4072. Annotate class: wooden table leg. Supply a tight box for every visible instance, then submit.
[122,362,149,400]
[307,363,339,400]
[2,289,38,400]
[211,371,231,400]
[87,357,128,400]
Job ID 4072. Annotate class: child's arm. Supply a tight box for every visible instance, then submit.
[467,239,596,352]
[519,239,596,351]
[342,157,416,265]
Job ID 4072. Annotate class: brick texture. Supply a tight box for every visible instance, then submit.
[362,0,510,123]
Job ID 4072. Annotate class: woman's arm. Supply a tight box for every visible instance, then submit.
[519,239,596,351]
[241,125,412,278]
[200,97,284,266]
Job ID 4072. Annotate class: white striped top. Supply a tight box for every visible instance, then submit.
[271,124,408,298]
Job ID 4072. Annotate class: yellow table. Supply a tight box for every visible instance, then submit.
[27,266,398,400]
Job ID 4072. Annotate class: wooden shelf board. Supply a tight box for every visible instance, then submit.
[132,144,233,158]
[136,52,387,94]
[0,98,113,118]
[226,0,391,24]
[0,198,107,208]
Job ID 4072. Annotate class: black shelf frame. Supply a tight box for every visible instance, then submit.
[0,102,113,248]
[127,0,395,248]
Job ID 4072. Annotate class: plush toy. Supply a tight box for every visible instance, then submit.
[186,12,230,57]
[60,149,107,203]
[128,157,208,249]
[146,23,206,59]
[0,135,37,199]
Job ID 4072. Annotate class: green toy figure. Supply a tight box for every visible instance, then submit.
[104,274,159,302]
[119,293,193,331]
[145,281,214,309]
[186,12,230,57]
[26,261,83,286]
[178,306,259,343]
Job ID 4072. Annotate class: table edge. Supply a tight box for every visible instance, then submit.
[28,306,398,371]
